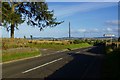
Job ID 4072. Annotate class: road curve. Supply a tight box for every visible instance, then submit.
[2,46,105,80]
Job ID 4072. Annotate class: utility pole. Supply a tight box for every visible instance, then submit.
[69,22,71,39]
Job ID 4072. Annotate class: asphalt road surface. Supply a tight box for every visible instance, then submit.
[2,45,105,80]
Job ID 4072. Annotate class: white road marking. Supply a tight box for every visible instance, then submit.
[22,58,63,74]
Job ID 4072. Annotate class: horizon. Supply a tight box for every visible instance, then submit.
[1,2,119,38]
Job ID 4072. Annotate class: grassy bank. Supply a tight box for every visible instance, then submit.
[2,48,40,62]
[102,46,120,79]
[2,38,92,62]
[28,42,91,50]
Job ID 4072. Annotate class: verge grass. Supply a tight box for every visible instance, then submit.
[67,43,91,49]
[28,43,92,50]
[3,51,40,62]
[2,48,40,62]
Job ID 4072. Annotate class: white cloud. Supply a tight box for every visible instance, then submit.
[72,28,100,34]
[105,20,120,26]
[78,28,100,33]
[72,27,118,34]
[70,27,118,37]
[91,28,99,33]
[106,27,113,32]
[78,29,87,33]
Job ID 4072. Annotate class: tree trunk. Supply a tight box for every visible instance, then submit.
[11,4,15,39]
[10,24,14,38]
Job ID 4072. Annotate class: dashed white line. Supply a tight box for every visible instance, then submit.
[22,58,63,74]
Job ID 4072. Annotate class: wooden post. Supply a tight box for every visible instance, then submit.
[117,42,119,48]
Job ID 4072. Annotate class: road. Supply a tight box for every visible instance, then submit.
[2,45,105,80]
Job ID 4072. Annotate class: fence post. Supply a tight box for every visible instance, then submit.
[116,42,119,48]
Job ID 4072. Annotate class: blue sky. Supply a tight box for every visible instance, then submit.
[1,2,119,38]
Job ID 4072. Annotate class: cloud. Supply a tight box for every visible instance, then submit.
[49,3,117,18]
[72,27,118,34]
[106,27,113,32]
[91,28,99,33]
[70,27,118,37]
[103,27,119,33]
[78,29,87,33]
[72,28,100,34]
[79,28,100,33]
[105,20,120,26]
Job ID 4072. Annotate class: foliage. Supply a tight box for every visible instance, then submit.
[30,35,33,40]
[73,40,81,44]
[2,2,63,38]
[0,6,2,26]
[24,35,26,39]
[72,39,104,45]
[2,2,24,31]
[93,40,105,46]
[102,47,120,79]
[118,37,120,42]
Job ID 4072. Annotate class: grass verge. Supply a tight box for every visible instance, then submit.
[2,48,40,62]
[67,43,91,49]
[28,43,92,51]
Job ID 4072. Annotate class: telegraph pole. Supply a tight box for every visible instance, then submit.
[69,22,71,39]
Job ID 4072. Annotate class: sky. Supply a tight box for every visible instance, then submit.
[46,0,120,2]
[1,2,119,38]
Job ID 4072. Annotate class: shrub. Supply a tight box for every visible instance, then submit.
[73,40,80,44]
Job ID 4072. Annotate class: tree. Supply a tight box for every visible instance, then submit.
[30,35,33,40]
[2,2,63,38]
[0,11,1,26]
[24,35,26,39]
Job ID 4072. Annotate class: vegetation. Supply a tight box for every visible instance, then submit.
[3,48,40,62]
[28,42,91,51]
[2,38,92,62]
[30,35,33,40]
[73,39,105,46]
[118,37,120,42]
[102,45,120,79]
[2,2,63,38]
[0,5,1,26]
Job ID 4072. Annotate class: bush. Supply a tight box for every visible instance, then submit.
[73,40,80,44]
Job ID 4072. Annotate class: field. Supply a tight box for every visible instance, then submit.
[2,38,92,62]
